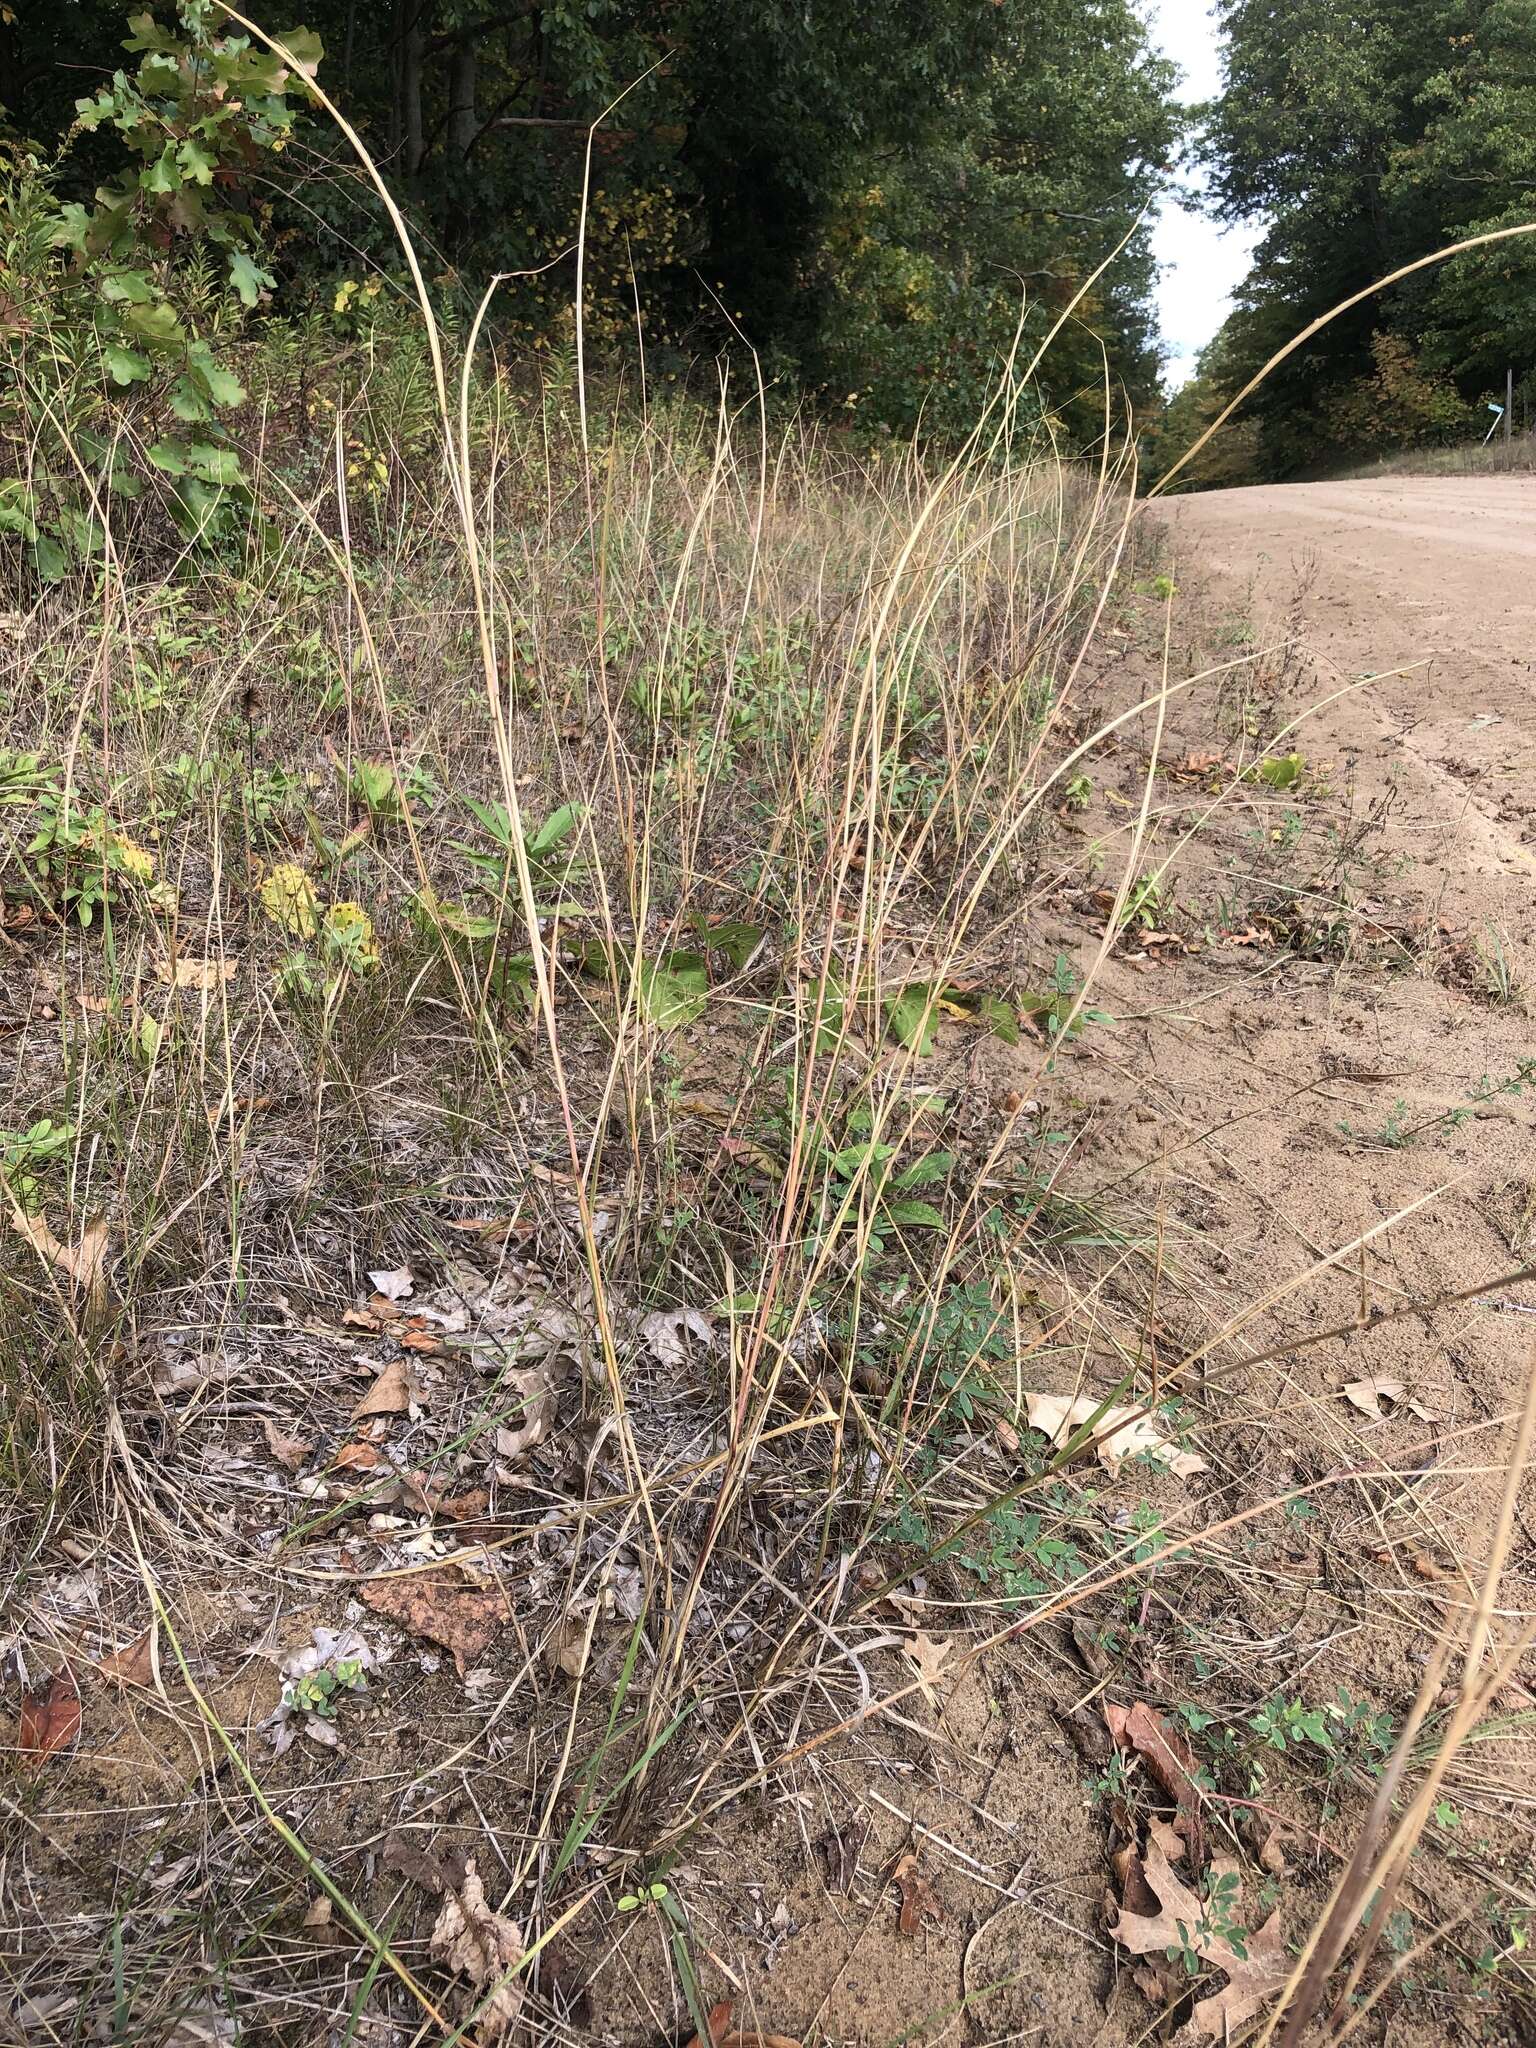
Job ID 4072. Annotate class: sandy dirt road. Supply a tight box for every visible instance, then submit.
[1159,476,1536,919]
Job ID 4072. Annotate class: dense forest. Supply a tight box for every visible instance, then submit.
[4,0,1535,533]
[3,0,1177,453]
[1172,0,1536,481]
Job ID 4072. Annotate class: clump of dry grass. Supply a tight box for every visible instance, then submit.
[6,66,1536,2046]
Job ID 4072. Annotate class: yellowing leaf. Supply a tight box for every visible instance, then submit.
[259,862,319,938]
[1024,1392,1207,1479]
[323,900,380,972]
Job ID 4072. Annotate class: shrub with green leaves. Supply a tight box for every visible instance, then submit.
[0,4,320,580]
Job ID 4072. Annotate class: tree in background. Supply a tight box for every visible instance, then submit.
[3,0,1179,442]
[1185,0,1535,482]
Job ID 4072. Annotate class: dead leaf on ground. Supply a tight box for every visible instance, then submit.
[1110,1818,1286,2037]
[262,1416,312,1472]
[302,1894,354,1948]
[1024,1392,1207,1479]
[429,1857,524,2039]
[1340,1375,1404,1420]
[8,1208,110,1307]
[97,1629,156,1687]
[901,1631,952,1707]
[368,1265,414,1301]
[383,1830,468,1895]
[547,1615,592,1679]
[332,1438,393,1474]
[891,1850,944,1936]
[1340,1375,1441,1424]
[683,1999,801,2048]
[155,956,236,991]
[493,1363,556,1462]
[19,1666,82,1763]
[351,1357,411,1420]
[1104,1700,1207,1869]
[640,1304,715,1368]
[1257,1822,1292,1875]
[360,1567,509,1675]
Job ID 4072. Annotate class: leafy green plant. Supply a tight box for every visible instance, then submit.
[1166,1867,1250,1979]
[281,1656,366,1721]
[453,799,588,917]
[25,793,167,924]
[1251,752,1305,792]
[1118,874,1170,932]
[1018,954,1110,1041]
[346,757,436,823]
[0,751,61,808]
[1250,1693,1335,1757]
[581,942,711,1030]
[0,1119,74,1214]
[0,6,319,578]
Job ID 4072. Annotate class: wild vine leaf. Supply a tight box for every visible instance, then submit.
[885,983,940,1055]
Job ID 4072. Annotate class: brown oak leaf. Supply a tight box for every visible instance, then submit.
[97,1630,156,1687]
[901,1630,952,1707]
[1104,1700,1207,1869]
[683,1997,801,2048]
[891,1849,945,1936]
[429,1857,524,2038]
[1110,1819,1287,2037]
[360,1567,509,1675]
[19,1665,82,1763]
[262,1416,312,1471]
[493,1363,556,1462]
[351,1357,411,1420]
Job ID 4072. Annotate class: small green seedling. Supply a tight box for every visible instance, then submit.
[283,1656,366,1720]
[616,1881,671,1912]
[0,1118,74,1213]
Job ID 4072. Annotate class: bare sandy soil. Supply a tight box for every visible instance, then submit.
[613,478,1536,2042]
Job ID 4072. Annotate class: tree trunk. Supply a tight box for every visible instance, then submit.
[448,39,477,160]
[402,3,429,177]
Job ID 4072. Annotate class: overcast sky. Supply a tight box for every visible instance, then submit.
[1143,0,1261,386]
